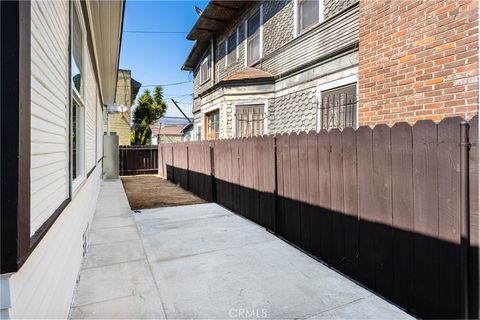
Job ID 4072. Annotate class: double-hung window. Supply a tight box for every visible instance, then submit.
[246,10,261,66]
[200,53,210,84]
[226,30,238,67]
[296,0,324,35]
[71,4,85,185]
[205,110,219,140]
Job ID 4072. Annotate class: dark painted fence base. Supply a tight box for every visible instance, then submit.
[159,116,479,320]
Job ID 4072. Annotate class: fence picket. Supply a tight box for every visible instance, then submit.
[412,120,439,318]
[342,127,358,279]
[356,126,375,289]
[372,124,394,300]
[437,117,462,318]
[391,122,414,311]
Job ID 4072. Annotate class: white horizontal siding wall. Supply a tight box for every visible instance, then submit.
[6,166,101,319]
[1,0,106,318]
[30,0,69,235]
[85,57,97,172]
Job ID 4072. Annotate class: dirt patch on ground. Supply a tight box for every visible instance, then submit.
[121,175,206,209]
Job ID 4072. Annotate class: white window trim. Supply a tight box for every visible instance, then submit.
[71,1,86,193]
[315,74,358,132]
[201,104,221,140]
[232,100,269,138]
[200,54,210,85]
[244,4,263,67]
[294,0,325,38]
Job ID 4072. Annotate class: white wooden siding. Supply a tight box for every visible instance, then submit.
[85,57,97,171]
[6,166,101,319]
[30,0,69,235]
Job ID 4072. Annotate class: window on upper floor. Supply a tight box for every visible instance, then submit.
[246,9,261,66]
[71,3,85,185]
[226,29,238,67]
[200,53,210,84]
[296,0,324,36]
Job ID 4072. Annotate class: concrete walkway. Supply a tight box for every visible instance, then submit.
[69,179,413,319]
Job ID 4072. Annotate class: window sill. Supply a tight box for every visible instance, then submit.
[200,79,210,86]
[296,20,324,39]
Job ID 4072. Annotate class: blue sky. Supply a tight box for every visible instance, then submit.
[119,0,208,118]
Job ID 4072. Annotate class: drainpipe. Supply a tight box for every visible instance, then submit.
[460,120,470,318]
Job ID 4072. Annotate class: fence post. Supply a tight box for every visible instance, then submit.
[273,136,278,234]
[460,121,470,319]
[210,145,216,202]
[186,145,190,191]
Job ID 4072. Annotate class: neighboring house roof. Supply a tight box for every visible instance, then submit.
[223,68,274,82]
[151,125,184,136]
[131,78,142,103]
[180,122,194,134]
[182,1,250,70]
[158,116,194,125]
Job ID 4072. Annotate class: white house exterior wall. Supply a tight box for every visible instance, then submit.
[30,0,70,235]
[0,0,117,318]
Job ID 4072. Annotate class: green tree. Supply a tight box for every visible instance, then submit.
[131,86,167,145]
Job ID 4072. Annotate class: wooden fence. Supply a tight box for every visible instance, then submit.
[119,145,158,176]
[158,116,479,319]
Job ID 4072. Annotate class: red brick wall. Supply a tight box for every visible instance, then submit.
[358,0,478,126]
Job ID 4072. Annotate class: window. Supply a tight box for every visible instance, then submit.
[205,110,219,140]
[296,0,324,35]
[200,54,210,84]
[320,83,357,130]
[235,104,265,138]
[247,10,261,66]
[226,30,238,66]
[71,5,85,183]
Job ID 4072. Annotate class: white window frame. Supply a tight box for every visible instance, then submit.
[294,0,324,37]
[232,99,269,138]
[200,53,210,85]
[244,4,263,67]
[71,1,86,191]
[225,28,239,69]
[315,75,358,132]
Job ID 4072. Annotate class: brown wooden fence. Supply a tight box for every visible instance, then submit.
[158,116,479,319]
[119,145,158,176]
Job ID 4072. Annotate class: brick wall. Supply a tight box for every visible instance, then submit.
[358,0,478,126]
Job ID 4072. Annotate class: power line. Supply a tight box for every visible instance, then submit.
[116,80,192,88]
[123,30,188,34]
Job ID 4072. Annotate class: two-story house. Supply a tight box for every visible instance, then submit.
[184,0,478,140]
[183,0,359,140]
